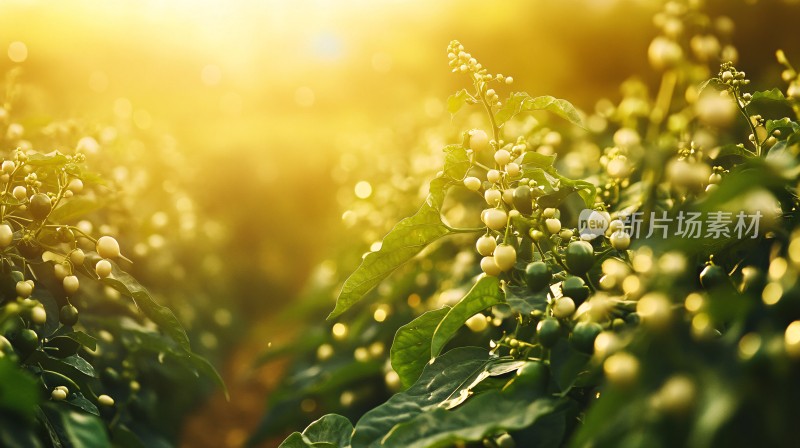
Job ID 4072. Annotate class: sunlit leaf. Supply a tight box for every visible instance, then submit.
[496,93,584,127]
[447,89,476,116]
[48,197,103,223]
[431,276,504,357]
[382,392,563,448]
[391,307,450,389]
[329,146,469,319]
[351,347,490,447]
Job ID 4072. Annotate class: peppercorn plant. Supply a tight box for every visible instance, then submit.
[0,73,224,447]
[267,2,800,446]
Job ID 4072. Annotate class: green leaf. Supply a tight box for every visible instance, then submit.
[447,89,476,116]
[302,414,353,447]
[496,93,584,127]
[65,392,99,417]
[39,403,111,448]
[441,144,471,184]
[329,204,450,319]
[391,307,451,389]
[708,143,753,162]
[351,347,490,447]
[766,117,800,135]
[382,391,563,448]
[520,152,556,170]
[103,263,191,352]
[549,339,592,392]
[749,88,790,106]
[0,358,40,421]
[431,276,504,357]
[64,331,97,351]
[329,145,469,319]
[44,336,81,358]
[25,152,69,167]
[48,197,103,223]
[59,355,96,378]
[505,284,548,315]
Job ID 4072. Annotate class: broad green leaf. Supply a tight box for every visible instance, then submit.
[302,414,353,447]
[0,358,40,421]
[39,403,110,448]
[109,316,229,400]
[766,117,799,135]
[329,203,450,319]
[505,284,548,315]
[279,432,336,448]
[708,143,753,162]
[496,93,584,128]
[382,391,563,448]
[65,392,99,416]
[103,263,191,352]
[44,336,82,358]
[48,197,103,223]
[440,357,525,409]
[520,152,555,170]
[524,168,556,194]
[64,331,97,351]
[351,347,490,447]
[391,307,451,389]
[329,145,469,319]
[549,339,592,392]
[447,89,476,116]
[60,355,96,378]
[749,88,790,106]
[553,175,597,208]
[25,152,70,167]
[431,276,504,357]
[441,144,470,184]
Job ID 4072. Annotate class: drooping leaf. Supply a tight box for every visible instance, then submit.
[351,347,490,447]
[431,276,504,357]
[103,263,191,352]
[329,204,450,319]
[329,146,469,319]
[65,392,99,417]
[48,197,104,223]
[381,392,564,448]
[495,93,584,128]
[39,403,111,448]
[391,307,451,389]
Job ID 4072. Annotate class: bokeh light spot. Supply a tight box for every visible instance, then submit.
[354,181,372,199]
[7,41,27,63]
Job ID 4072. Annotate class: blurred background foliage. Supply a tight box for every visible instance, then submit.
[2,0,799,446]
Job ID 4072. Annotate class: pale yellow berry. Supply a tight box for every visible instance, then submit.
[95,259,113,278]
[16,280,33,298]
[493,245,517,271]
[476,235,497,256]
[63,275,80,295]
[96,236,121,259]
[480,256,502,276]
[464,176,482,191]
